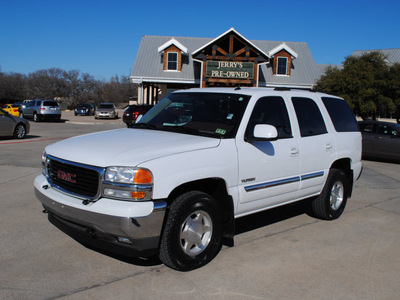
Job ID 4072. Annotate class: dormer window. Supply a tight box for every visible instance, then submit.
[277,57,288,75]
[167,52,178,70]
[267,43,298,77]
[158,38,188,72]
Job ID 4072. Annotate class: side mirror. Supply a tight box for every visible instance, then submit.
[253,124,278,141]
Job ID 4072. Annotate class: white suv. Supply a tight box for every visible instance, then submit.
[34,88,362,271]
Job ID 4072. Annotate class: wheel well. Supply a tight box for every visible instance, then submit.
[330,158,354,197]
[167,178,235,240]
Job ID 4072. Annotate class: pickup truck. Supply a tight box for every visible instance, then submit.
[34,87,362,271]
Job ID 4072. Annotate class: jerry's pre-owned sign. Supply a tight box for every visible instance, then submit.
[206,61,254,79]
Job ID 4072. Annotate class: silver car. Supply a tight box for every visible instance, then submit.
[94,103,118,119]
[0,108,30,139]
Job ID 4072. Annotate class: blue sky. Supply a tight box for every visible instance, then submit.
[1,0,399,81]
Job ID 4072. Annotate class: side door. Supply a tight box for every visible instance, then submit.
[291,96,336,199]
[24,101,36,117]
[0,110,14,136]
[374,124,400,161]
[236,96,301,216]
[358,122,376,157]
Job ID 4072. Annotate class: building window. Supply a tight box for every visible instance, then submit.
[277,57,288,75]
[167,52,178,70]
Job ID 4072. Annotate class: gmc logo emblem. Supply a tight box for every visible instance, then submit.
[57,170,76,183]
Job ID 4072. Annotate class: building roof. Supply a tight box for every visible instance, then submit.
[130,34,335,88]
[352,48,400,66]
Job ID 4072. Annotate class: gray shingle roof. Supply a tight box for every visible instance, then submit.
[352,49,400,66]
[131,35,334,87]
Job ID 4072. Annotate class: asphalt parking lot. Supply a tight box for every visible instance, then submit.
[1,111,400,300]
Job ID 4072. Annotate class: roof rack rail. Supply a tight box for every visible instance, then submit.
[274,87,291,91]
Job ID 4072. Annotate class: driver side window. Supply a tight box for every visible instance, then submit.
[245,96,292,140]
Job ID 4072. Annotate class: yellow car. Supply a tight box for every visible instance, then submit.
[2,104,21,117]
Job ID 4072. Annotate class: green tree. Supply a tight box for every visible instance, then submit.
[315,51,397,119]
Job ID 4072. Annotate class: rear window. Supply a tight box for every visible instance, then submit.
[43,101,59,107]
[322,97,358,132]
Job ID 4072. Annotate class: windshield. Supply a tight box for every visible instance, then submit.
[135,92,250,138]
[98,104,114,109]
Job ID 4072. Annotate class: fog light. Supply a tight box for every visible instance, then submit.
[117,237,133,244]
[104,188,131,199]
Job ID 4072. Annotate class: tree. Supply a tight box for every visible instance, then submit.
[315,51,398,119]
[0,68,135,106]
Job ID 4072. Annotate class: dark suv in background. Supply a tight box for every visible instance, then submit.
[122,105,153,126]
[20,100,61,122]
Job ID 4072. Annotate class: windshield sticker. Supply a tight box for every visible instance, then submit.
[215,128,227,135]
[238,97,243,101]
[227,114,234,120]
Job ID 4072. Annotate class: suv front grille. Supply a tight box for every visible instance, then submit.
[47,157,103,199]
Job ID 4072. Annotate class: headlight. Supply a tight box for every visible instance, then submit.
[103,167,153,201]
[105,167,152,184]
[41,151,48,175]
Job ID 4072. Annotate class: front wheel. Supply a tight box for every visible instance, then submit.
[159,191,222,271]
[311,168,348,220]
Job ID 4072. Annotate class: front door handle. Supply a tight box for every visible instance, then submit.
[290,147,299,156]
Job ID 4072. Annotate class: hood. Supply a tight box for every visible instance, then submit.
[45,128,221,167]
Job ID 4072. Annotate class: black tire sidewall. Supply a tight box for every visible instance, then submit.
[312,169,348,220]
[13,124,25,139]
[160,191,222,271]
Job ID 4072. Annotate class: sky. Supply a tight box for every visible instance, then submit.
[1,0,399,81]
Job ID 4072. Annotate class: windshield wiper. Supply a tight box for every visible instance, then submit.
[130,123,158,130]
[162,125,220,138]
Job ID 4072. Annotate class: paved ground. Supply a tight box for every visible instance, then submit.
[1,111,399,299]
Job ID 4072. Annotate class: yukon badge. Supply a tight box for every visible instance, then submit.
[241,177,255,183]
[57,170,77,183]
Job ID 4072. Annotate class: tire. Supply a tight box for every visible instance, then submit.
[33,113,39,122]
[159,191,222,271]
[311,168,348,220]
[20,112,25,119]
[13,124,26,139]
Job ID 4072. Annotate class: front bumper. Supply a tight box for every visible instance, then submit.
[34,174,166,253]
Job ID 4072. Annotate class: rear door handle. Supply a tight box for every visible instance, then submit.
[325,143,333,151]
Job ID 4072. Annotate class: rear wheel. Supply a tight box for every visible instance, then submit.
[311,168,348,220]
[159,191,222,271]
[33,113,39,122]
[13,124,26,139]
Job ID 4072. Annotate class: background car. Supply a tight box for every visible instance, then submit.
[2,104,22,117]
[122,105,152,126]
[358,120,400,162]
[20,99,61,122]
[94,103,118,119]
[74,103,95,116]
[0,108,30,139]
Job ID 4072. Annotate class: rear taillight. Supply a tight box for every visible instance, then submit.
[40,107,46,111]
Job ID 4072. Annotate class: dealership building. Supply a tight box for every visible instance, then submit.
[130,28,332,105]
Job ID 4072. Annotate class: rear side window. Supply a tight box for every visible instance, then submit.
[322,97,358,132]
[292,97,327,137]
